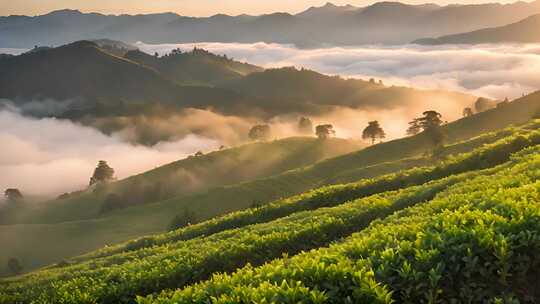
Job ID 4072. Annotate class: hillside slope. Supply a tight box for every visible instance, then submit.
[124,48,262,86]
[1,90,539,277]
[0,137,362,275]
[2,119,540,303]
[0,40,244,110]
[219,67,475,113]
[415,14,540,45]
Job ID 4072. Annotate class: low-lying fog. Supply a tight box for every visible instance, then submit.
[0,109,219,196]
[0,48,27,55]
[138,42,540,100]
[3,42,539,197]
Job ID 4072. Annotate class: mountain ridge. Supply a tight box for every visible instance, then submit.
[414,13,540,45]
[2,1,540,47]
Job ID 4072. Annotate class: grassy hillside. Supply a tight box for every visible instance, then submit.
[1,119,540,303]
[1,92,539,277]
[2,137,362,225]
[0,137,361,274]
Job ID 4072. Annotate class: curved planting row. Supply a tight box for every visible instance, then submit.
[0,172,474,304]
[139,146,540,304]
[75,127,540,263]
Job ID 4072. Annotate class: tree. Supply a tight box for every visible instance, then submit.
[298,117,313,135]
[4,189,23,203]
[248,124,271,141]
[474,97,496,113]
[406,119,422,136]
[362,121,386,145]
[7,257,23,275]
[89,161,115,186]
[407,111,446,148]
[168,208,198,231]
[315,124,336,139]
[463,107,474,117]
[194,151,204,157]
[419,110,443,130]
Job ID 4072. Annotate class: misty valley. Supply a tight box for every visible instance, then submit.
[2,1,540,303]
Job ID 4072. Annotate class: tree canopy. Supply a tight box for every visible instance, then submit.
[362,121,386,145]
[4,189,23,203]
[89,161,115,186]
[463,107,474,117]
[248,125,271,141]
[406,111,446,150]
[316,124,336,139]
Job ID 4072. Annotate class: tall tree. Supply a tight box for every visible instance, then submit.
[407,111,446,149]
[418,111,443,130]
[315,124,336,139]
[474,97,496,113]
[298,117,313,135]
[89,161,115,186]
[4,189,23,203]
[248,125,271,141]
[362,121,386,145]
[406,119,422,136]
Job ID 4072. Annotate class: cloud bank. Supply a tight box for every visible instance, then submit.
[137,42,540,100]
[0,109,220,196]
[0,48,27,55]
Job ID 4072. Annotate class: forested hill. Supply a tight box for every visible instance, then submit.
[0,40,244,108]
[124,48,262,86]
[0,41,475,120]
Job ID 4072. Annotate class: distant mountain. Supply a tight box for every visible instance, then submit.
[219,67,474,113]
[0,41,244,110]
[0,40,476,145]
[2,1,540,48]
[124,48,262,85]
[0,41,474,117]
[414,14,540,45]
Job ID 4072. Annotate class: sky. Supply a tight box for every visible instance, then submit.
[1,0,522,17]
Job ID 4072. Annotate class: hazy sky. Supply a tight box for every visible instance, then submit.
[1,0,522,17]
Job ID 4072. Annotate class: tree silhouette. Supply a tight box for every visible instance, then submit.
[89,161,115,186]
[463,107,474,117]
[298,117,313,135]
[248,125,271,141]
[362,121,386,145]
[4,189,23,203]
[418,111,443,130]
[406,119,422,136]
[474,97,496,113]
[315,124,336,139]
[407,111,446,149]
